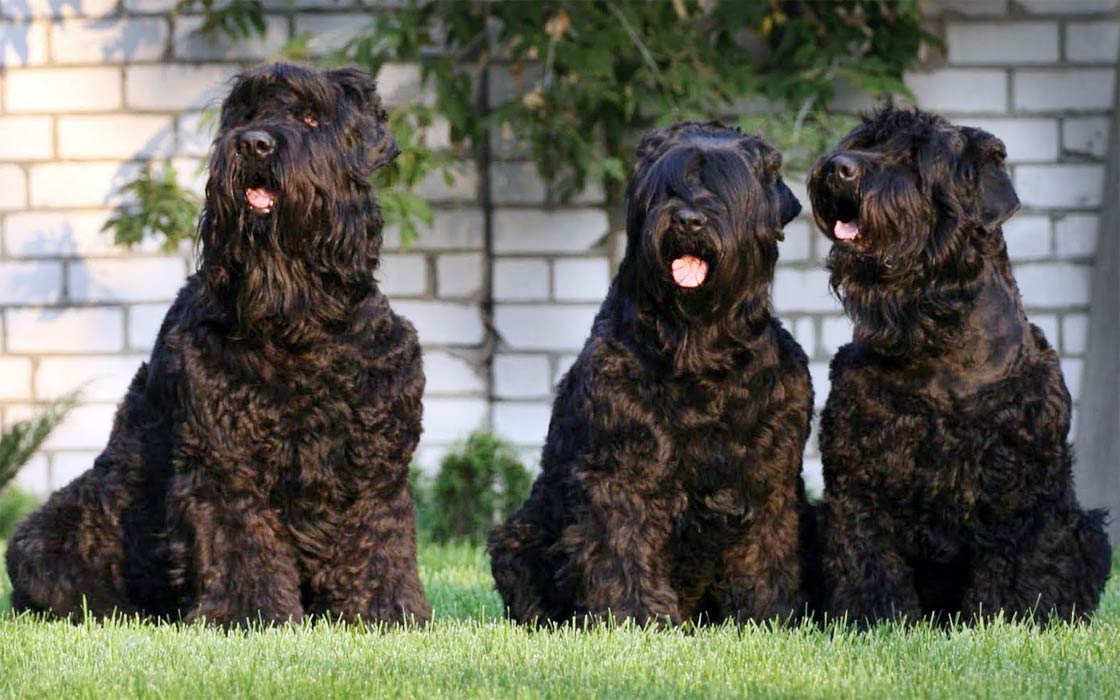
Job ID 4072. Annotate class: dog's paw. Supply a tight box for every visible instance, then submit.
[186,598,303,628]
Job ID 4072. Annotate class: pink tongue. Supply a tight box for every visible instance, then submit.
[246,187,275,210]
[834,220,859,241]
[671,255,708,288]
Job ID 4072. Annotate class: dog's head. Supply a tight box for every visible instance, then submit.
[621,121,801,321]
[807,106,1020,354]
[199,63,396,335]
[203,62,396,246]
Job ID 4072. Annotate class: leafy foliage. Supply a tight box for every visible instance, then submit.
[425,431,531,545]
[109,0,933,250]
[102,161,201,253]
[0,487,39,541]
[0,393,79,492]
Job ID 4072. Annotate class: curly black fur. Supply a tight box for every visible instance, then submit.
[808,105,1111,626]
[6,63,430,626]
[488,122,818,625]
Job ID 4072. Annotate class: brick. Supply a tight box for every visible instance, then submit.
[0,116,52,160]
[1013,69,1115,112]
[267,0,357,8]
[1018,0,1118,14]
[772,269,839,313]
[378,253,427,297]
[1054,214,1099,258]
[0,357,33,400]
[12,453,49,496]
[177,111,215,158]
[170,156,207,198]
[173,15,287,60]
[961,118,1058,162]
[58,115,174,159]
[2,0,118,18]
[29,162,140,208]
[377,63,434,108]
[802,456,824,497]
[411,444,448,474]
[36,404,116,451]
[383,210,484,251]
[51,17,167,63]
[0,165,27,210]
[1065,21,1120,62]
[51,450,101,490]
[1062,313,1090,355]
[780,219,812,262]
[293,13,369,55]
[436,253,483,299]
[1062,358,1084,402]
[0,261,62,304]
[1015,164,1105,208]
[553,353,578,385]
[421,397,488,443]
[1014,262,1092,308]
[493,401,552,445]
[124,0,178,11]
[423,350,485,395]
[67,257,185,304]
[490,162,547,205]
[820,315,854,356]
[126,64,231,110]
[920,0,1009,17]
[494,304,598,351]
[488,64,543,108]
[4,210,121,257]
[792,317,816,359]
[946,21,1058,65]
[414,160,478,202]
[1001,215,1051,260]
[0,21,49,65]
[36,355,146,401]
[6,67,122,112]
[493,209,608,253]
[493,354,551,399]
[1062,117,1111,158]
[905,69,1007,113]
[1031,313,1060,345]
[6,307,124,353]
[809,362,830,409]
[553,257,610,302]
[127,302,168,350]
[392,300,484,345]
[493,258,550,301]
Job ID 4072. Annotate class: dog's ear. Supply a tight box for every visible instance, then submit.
[776,179,802,226]
[635,128,670,162]
[329,67,399,172]
[967,130,1020,229]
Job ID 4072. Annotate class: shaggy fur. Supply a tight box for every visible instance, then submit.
[488,122,818,626]
[6,63,430,626]
[808,105,1110,625]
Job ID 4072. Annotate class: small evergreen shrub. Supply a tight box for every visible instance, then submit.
[427,431,531,544]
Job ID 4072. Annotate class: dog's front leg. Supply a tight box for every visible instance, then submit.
[306,482,430,625]
[180,484,303,627]
[566,475,681,626]
[822,494,921,627]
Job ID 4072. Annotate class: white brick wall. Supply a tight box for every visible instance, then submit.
[0,1,1111,494]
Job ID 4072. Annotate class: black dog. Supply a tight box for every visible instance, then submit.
[808,105,1110,625]
[7,63,430,626]
[488,122,816,625]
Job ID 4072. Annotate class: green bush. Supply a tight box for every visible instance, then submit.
[0,487,40,541]
[0,394,78,540]
[426,431,531,545]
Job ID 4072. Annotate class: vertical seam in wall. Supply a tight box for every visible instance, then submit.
[478,58,496,428]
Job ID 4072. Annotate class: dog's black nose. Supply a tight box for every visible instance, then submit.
[673,208,706,232]
[829,154,860,182]
[238,130,276,159]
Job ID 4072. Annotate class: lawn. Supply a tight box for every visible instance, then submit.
[1,542,1118,700]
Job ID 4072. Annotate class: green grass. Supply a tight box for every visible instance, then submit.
[1,542,1118,699]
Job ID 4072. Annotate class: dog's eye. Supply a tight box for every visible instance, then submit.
[299,112,319,128]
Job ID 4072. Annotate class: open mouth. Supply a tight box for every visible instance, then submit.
[245,183,276,215]
[830,193,861,244]
[670,255,709,288]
